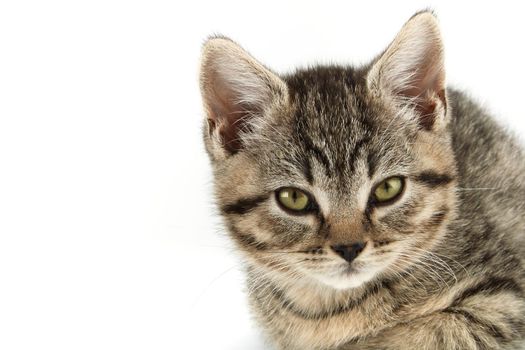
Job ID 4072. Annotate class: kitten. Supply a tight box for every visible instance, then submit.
[199,11,525,350]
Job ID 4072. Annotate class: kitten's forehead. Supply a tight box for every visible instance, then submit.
[286,66,379,144]
[285,66,368,121]
[279,66,408,181]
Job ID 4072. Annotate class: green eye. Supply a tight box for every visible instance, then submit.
[277,188,310,212]
[373,177,404,204]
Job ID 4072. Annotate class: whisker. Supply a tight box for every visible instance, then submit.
[456,187,499,191]
[190,265,240,309]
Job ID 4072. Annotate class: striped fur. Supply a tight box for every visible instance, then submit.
[200,11,525,350]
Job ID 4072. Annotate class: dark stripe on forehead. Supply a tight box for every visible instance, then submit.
[367,152,378,178]
[348,136,370,173]
[303,133,332,177]
[221,195,268,215]
[413,171,455,188]
[293,111,333,178]
[302,156,314,184]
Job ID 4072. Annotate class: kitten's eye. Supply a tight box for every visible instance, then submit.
[277,188,310,212]
[373,177,404,204]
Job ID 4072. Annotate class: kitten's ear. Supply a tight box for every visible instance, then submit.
[200,37,287,156]
[367,12,447,130]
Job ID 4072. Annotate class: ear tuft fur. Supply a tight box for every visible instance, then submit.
[368,11,447,130]
[200,37,287,155]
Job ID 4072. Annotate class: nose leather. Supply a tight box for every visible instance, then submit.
[331,242,366,263]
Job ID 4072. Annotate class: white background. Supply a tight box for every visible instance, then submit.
[1,1,524,349]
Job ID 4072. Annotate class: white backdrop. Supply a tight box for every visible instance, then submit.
[1,1,524,349]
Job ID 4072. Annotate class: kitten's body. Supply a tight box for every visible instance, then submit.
[200,12,525,349]
[247,88,525,349]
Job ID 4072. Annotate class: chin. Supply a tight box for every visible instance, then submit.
[311,265,381,290]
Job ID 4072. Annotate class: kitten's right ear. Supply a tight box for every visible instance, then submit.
[199,37,287,157]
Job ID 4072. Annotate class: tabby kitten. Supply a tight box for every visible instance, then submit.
[199,11,525,350]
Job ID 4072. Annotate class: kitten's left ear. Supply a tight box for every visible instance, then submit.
[367,12,447,130]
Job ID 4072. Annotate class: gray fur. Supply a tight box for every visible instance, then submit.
[200,11,525,350]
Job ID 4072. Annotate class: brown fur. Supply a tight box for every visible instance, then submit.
[200,11,525,350]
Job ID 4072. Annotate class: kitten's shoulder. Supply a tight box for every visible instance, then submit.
[448,87,525,252]
[448,87,524,171]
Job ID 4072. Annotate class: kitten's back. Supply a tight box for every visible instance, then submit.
[449,89,525,255]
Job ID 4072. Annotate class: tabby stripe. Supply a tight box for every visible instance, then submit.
[261,278,393,320]
[443,308,509,342]
[452,277,523,306]
[413,171,454,188]
[303,156,314,184]
[434,328,445,349]
[347,137,370,173]
[229,225,269,251]
[303,134,332,176]
[221,195,268,215]
[424,206,449,228]
[367,152,378,178]
[471,333,488,350]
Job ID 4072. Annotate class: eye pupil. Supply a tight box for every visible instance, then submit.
[373,177,404,204]
[277,188,311,212]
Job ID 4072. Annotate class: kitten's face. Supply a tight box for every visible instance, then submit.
[201,13,457,290]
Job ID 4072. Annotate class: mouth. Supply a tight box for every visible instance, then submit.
[305,260,380,290]
[340,264,359,276]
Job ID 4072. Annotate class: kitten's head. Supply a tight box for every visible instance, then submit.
[200,12,457,290]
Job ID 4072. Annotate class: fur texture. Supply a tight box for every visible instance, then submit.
[199,12,525,350]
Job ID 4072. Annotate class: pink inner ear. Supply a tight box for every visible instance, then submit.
[208,85,250,154]
[413,96,438,131]
[200,38,287,154]
[398,64,446,131]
